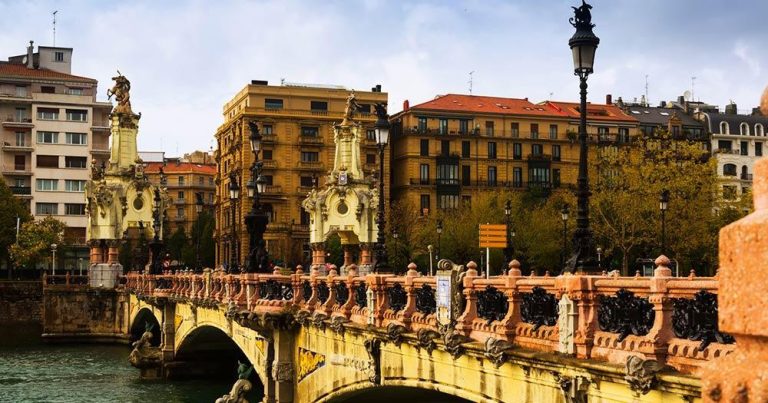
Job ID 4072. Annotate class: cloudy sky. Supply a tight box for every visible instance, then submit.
[1,0,766,155]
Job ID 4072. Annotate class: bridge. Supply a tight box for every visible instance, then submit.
[109,256,728,403]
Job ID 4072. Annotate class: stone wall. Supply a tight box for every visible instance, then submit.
[0,281,42,324]
[42,285,131,343]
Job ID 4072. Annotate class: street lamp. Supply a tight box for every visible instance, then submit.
[373,103,390,273]
[195,192,204,272]
[228,172,240,273]
[660,189,669,255]
[561,204,569,272]
[78,257,84,276]
[245,120,270,273]
[566,0,600,273]
[392,229,400,274]
[50,243,57,276]
[436,219,443,262]
[503,199,514,268]
[427,244,434,276]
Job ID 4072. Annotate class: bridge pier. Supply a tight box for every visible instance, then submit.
[271,330,295,403]
[161,303,175,363]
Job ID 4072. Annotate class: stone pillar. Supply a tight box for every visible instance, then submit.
[161,303,176,364]
[310,242,325,269]
[360,243,372,265]
[88,240,102,264]
[107,240,120,264]
[343,244,355,267]
[701,157,768,402]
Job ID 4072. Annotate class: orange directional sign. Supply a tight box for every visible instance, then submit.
[479,224,507,248]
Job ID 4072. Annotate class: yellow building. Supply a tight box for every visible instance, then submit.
[145,161,216,235]
[214,81,388,269]
[389,94,638,211]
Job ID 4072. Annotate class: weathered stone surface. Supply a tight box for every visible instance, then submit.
[43,286,130,342]
[0,281,42,324]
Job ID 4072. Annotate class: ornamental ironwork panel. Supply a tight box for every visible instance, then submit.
[335,282,349,305]
[302,280,312,302]
[415,284,436,315]
[261,279,282,300]
[597,289,654,342]
[387,283,407,312]
[317,281,330,304]
[355,283,367,308]
[672,289,735,351]
[520,286,559,331]
[155,278,172,290]
[477,285,508,323]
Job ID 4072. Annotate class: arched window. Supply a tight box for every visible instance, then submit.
[742,165,748,178]
[723,163,737,176]
[720,121,729,134]
[756,124,764,137]
[740,122,750,136]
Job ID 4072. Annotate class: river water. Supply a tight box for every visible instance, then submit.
[0,325,260,403]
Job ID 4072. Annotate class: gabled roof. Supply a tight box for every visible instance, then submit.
[543,101,638,123]
[624,105,703,127]
[0,62,97,83]
[703,112,768,134]
[145,162,216,175]
[407,94,569,118]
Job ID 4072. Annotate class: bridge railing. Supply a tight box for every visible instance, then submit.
[42,273,89,287]
[123,256,732,375]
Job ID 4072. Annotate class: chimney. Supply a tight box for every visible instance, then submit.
[725,103,738,115]
[26,41,34,69]
[403,99,409,111]
[605,94,612,105]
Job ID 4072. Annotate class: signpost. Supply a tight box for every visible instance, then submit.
[479,224,507,278]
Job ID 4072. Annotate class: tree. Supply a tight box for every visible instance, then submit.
[0,180,32,274]
[190,211,216,268]
[9,216,66,271]
[166,226,189,265]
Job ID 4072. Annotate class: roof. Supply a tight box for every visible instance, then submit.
[145,162,217,175]
[624,106,703,127]
[544,101,638,123]
[406,94,569,117]
[0,62,97,83]
[703,112,768,134]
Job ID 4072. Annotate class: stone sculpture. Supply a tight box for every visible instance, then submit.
[624,355,664,395]
[215,361,254,403]
[107,70,132,115]
[128,322,161,369]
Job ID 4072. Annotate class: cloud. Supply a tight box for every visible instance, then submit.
[733,41,761,76]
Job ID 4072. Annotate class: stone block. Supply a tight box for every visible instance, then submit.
[89,263,123,288]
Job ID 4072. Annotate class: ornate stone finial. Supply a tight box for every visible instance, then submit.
[347,264,357,277]
[508,260,522,277]
[689,269,696,278]
[107,71,133,115]
[635,270,641,278]
[653,255,672,277]
[544,270,551,277]
[328,264,338,276]
[466,261,478,276]
[295,265,304,275]
[407,262,419,277]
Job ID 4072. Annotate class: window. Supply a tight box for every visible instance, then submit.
[300,208,310,225]
[65,156,87,168]
[485,121,494,136]
[310,101,328,111]
[756,143,763,157]
[598,127,609,141]
[36,155,58,168]
[357,104,371,114]
[177,207,185,218]
[198,176,205,185]
[436,163,458,185]
[420,195,430,215]
[265,98,284,109]
[55,51,64,62]
[36,202,58,215]
[511,122,520,138]
[723,164,737,176]
[15,132,26,146]
[301,152,319,162]
[439,119,448,135]
[553,169,561,187]
[65,203,86,215]
[37,108,58,120]
[513,167,523,188]
[178,176,185,186]
[15,86,27,97]
[420,139,429,156]
[741,141,749,156]
[262,149,273,160]
[461,141,470,158]
[40,86,55,94]
[66,109,88,122]
[36,179,58,191]
[418,117,427,133]
[532,144,543,155]
[366,130,376,140]
[720,121,729,134]
[528,167,550,184]
[37,131,58,144]
[756,124,765,137]
[419,164,430,183]
[66,88,83,96]
[552,145,561,161]
[459,120,469,134]
[488,166,497,186]
[549,124,558,140]
[301,126,319,137]
[462,165,471,186]
[177,191,185,200]
[65,180,86,192]
[300,176,314,187]
[488,142,497,159]
[513,143,522,160]
[262,125,273,135]
[262,175,274,185]
[65,132,87,145]
[530,124,539,139]
[740,123,750,136]
[15,107,27,122]
[14,155,25,170]
[718,140,732,152]
[438,195,459,209]
[672,126,681,137]
[618,127,630,143]
[366,154,376,164]
[441,140,450,156]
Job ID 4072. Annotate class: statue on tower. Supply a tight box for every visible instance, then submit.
[107,71,133,115]
[341,90,360,126]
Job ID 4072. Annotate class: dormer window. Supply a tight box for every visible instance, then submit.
[755,124,764,137]
[720,121,729,134]
[740,122,750,136]
[55,51,64,62]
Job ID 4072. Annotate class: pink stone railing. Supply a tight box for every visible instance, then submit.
[123,256,732,375]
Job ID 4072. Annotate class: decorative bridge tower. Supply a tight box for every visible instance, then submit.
[85,73,167,287]
[302,92,379,274]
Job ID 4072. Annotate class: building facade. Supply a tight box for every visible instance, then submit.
[616,97,708,147]
[0,41,112,267]
[214,81,388,269]
[145,161,216,236]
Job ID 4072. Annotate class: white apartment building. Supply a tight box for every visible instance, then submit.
[0,41,112,265]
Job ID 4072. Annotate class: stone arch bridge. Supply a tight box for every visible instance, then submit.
[119,258,725,403]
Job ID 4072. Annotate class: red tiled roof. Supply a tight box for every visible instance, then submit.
[0,62,97,83]
[145,162,216,174]
[543,101,638,123]
[407,94,569,117]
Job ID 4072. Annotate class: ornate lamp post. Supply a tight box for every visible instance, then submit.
[149,188,164,275]
[194,192,204,272]
[566,0,600,273]
[373,103,390,273]
[228,173,240,273]
[561,204,569,272]
[659,189,669,255]
[436,219,443,262]
[503,199,514,267]
[245,121,269,273]
[392,229,400,274]
[50,243,57,276]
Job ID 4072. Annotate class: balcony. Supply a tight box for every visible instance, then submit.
[527,181,552,190]
[262,185,282,194]
[261,160,277,169]
[0,92,32,103]
[291,224,309,233]
[436,178,460,186]
[298,136,323,145]
[174,198,186,205]
[2,142,33,152]
[741,173,754,181]
[91,147,110,156]
[174,216,186,222]
[266,222,291,232]
[527,154,552,161]
[2,116,33,129]
[2,167,32,176]
[297,161,323,170]
[714,148,745,155]
[409,178,432,186]
[261,134,277,143]
[9,186,31,196]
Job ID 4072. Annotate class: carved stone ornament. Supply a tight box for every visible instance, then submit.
[416,328,440,354]
[312,312,329,330]
[296,310,311,327]
[484,337,514,367]
[128,323,162,370]
[364,337,382,385]
[386,322,407,346]
[671,289,735,351]
[553,372,590,403]
[624,355,664,395]
[215,379,252,403]
[329,316,348,335]
[271,361,294,383]
[597,289,654,342]
[439,322,470,359]
[521,286,559,331]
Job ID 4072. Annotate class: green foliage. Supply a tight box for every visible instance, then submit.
[166,226,188,264]
[0,180,31,266]
[10,216,66,269]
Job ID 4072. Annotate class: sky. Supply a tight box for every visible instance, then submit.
[0,0,766,156]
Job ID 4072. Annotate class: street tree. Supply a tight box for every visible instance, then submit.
[0,180,31,273]
[9,216,66,271]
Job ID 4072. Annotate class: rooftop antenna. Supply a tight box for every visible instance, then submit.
[468,71,474,95]
[691,76,696,102]
[549,92,554,100]
[52,10,58,46]
[644,74,649,105]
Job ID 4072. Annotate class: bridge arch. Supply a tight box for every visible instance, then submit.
[317,381,479,403]
[128,306,162,346]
